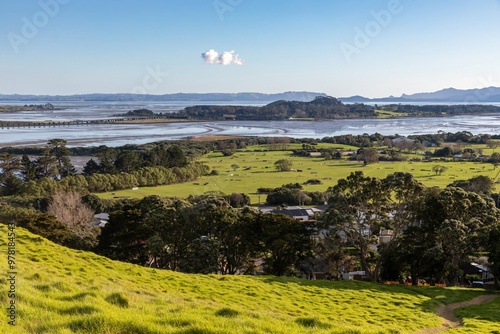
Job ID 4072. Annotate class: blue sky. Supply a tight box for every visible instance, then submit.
[1,0,500,97]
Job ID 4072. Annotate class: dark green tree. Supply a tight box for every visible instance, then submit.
[48,139,76,177]
[114,150,143,173]
[97,199,154,264]
[487,225,500,288]
[82,158,101,176]
[448,175,494,196]
[323,171,389,281]
[274,159,293,172]
[0,174,23,196]
[0,153,21,178]
[95,145,118,174]
[20,155,37,182]
[166,146,188,167]
[260,213,314,276]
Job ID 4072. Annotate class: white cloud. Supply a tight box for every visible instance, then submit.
[202,49,243,65]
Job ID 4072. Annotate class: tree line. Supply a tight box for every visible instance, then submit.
[1,167,499,286]
[0,139,209,197]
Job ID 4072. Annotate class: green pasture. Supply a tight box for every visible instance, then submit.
[1,224,498,334]
[100,145,500,204]
[374,109,407,118]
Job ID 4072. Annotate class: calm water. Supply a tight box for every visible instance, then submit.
[1,101,500,147]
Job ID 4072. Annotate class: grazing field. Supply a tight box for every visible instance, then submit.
[1,224,498,334]
[99,143,500,203]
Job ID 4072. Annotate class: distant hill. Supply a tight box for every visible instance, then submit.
[3,87,500,104]
[175,95,500,121]
[0,91,327,103]
[177,96,377,120]
[340,86,500,103]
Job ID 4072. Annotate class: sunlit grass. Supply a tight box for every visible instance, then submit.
[447,297,500,333]
[99,146,500,203]
[0,225,497,333]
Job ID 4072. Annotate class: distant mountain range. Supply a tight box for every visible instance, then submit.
[340,87,500,103]
[0,91,327,103]
[2,87,500,103]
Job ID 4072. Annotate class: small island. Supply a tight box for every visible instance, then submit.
[0,103,56,112]
[169,96,500,121]
[114,108,156,117]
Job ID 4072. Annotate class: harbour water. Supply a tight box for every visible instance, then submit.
[1,101,499,147]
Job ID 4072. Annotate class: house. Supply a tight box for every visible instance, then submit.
[223,114,236,120]
[379,229,395,243]
[461,262,495,286]
[92,212,109,228]
[342,271,366,281]
[271,206,316,221]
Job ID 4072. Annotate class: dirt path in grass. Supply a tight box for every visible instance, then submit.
[415,295,498,334]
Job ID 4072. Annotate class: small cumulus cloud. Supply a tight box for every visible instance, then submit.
[201,49,243,65]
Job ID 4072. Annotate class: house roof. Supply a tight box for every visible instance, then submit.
[271,208,315,218]
[94,213,109,220]
[91,220,108,228]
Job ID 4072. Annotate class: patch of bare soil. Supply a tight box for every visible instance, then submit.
[415,295,498,334]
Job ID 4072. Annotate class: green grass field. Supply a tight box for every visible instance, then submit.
[99,144,500,204]
[1,224,498,334]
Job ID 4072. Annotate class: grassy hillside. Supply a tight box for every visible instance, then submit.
[1,224,499,333]
[99,144,500,203]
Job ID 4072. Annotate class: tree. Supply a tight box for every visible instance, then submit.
[144,197,197,270]
[46,139,75,177]
[397,187,499,285]
[383,172,426,240]
[82,158,101,176]
[448,175,494,196]
[98,199,154,264]
[432,165,448,175]
[227,193,250,208]
[95,145,118,174]
[0,205,81,249]
[268,137,290,150]
[490,152,500,164]
[115,151,142,173]
[323,171,389,281]
[260,213,314,276]
[434,147,454,157]
[357,148,378,165]
[47,190,98,249]
[274,159,293,172]
[166,146,188,167]
[0,153,21,178]
[35,154,59,179]
[147,144,170,167]
[486,139,499,152]
[487,225,500,288]
[20,155,37,182]
[179,237,219,274]
[266,188,310,206]
[0,174,23,196]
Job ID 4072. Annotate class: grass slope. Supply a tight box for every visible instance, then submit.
[1,225,498,333]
